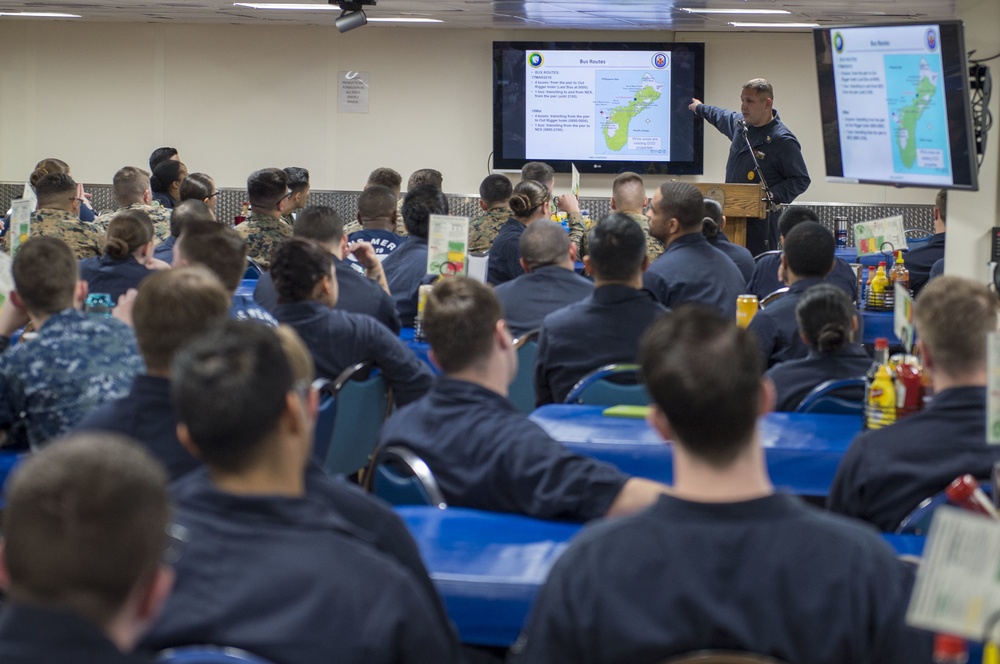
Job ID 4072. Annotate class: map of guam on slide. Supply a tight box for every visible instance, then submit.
[598,72,665,153]
[887,56,950,174]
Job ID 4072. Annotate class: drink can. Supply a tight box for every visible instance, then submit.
[85,292,114,318]
[835,216,848,247]
[416,284,433,319]
[736,294,759,328]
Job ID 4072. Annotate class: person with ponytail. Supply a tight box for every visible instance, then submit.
[150,160,188,210]
[79,210,170,302]
[487,179,550,286]
[765,283,872,411]
[701,198,754,282]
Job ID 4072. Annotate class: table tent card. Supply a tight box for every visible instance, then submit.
[427,214,470,277]
[854,215,908,257]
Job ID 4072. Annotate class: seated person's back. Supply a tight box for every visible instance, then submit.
[382,185,446,327]
[829,276,1000,531]
[905,188,947,298]
[494,219,593,338]
[748,221,839,368]
[270,238,431,405]
[766,283,871,411]
[142,321,459,664]
[534,213,667,405]
[14,172,103,258]
[487,180,550,286]
[701,198,754,282]
[0,237,143,448]
[468,173,514,253]
[378,276,669,520]
[514,307,931,664]
[347,184,406,256]
[642,181,745,318]
[80,209,163,302]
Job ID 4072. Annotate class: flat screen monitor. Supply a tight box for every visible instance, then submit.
[814,21,978,190]
[492,41,705,175]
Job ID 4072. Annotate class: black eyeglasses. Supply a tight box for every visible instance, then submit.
[208,191,220,199]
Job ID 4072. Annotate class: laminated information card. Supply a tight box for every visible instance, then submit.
[427,214,470,277]
[855,215,908,257]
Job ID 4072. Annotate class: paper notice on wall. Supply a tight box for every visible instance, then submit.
[427,215,470,277]
[9,199,33,257]
[338,71,369,114]
[854,215,908,257]
[989,332,1000,444]
[907,507,1000,640]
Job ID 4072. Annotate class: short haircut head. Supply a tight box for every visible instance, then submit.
[783,221,834,278]
[520,219,570,270]
[112,166,151,205]
[795,284,855,353]
[178,172,214,203]
[356,186,397,221]
[508,180,549,220]
[401,185,448,238]
[612,172,646,210]
[743,77,773,99]
[915,276,998,376]
[150,160,185,194]
[246,167,288,211]
[407,168,443,190]
[103,209,153,260]
[366,167,402,192]
[640,306,761,466]
[271,238,332,304]
[702,198,723,240]
[29,158,70,189]
[169,199,215,238]
[479,174,513,206]
[34,172,77,207]
[777,205,819,238]
[133,266,231,372]
[521,161,555,188]
[12,237,78,315]
[587,213,647,281]
[3,434,169,628]
[424,276,502,373]
[655,181,705,230]
[935,189,947,224]
[283,167,310,194]
[171,320,295,473]
[149,147,178,172]
[176,221,247,292]
[293,205,344,244]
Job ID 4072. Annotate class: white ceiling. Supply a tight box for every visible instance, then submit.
[0,0,958,31]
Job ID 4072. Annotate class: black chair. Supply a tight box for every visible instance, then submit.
[753,249,782,263]
[509,329,540,414]
[794,377,865,415]
[661,651,790,664]
[564,363,647,407]
[759,287,789,309]
[364,445,447,509]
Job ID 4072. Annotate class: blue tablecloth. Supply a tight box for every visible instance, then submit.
[861,308,898,344]
[399,327,439,373]
[530,406,862,497]
[398,504,930,648]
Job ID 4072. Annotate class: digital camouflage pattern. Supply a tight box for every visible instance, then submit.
[236,211,293,271]
[468,207,513,253]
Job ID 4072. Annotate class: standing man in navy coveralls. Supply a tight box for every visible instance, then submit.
[690,78,811,256]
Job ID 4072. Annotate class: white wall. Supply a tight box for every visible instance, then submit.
[0,19,946,214]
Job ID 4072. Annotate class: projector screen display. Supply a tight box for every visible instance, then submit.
[493,42,704,174]
[814,21,978,190]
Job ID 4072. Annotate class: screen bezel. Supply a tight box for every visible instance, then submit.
[492,41,705,175]
[813,20,979,191]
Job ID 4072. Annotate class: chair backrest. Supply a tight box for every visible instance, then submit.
[323,362,391,477]
[661,651,789,664]
[895,491,951,536]
[794,377,866,415]
[508,329,540,414]
[157,645,276,664]
[564,363,648,407]
[759,287,789,309]
[905,228,934,239]
[243,257,263,280]
[310,378,337,462]
[753,249,782,263]
[365,445,447,509]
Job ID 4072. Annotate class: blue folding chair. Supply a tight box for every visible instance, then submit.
[158,645,275,663]
[895,492,950,536]
[310,378,337,462]
[0,450,26,509]
[242,257,263,280]
[564,363,648,407]
[365,445,447,509]
[508,329,539,414]
[322,362,391,477]
[794,377,865,415]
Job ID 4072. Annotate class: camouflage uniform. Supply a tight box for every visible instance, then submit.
[468,207,514,253]
[342,219,363,236]
[6,209,104,259]
[236,211,293,271]
[624,211,665,261]
[95,202,173,243]
[0,309,143,448]
[566,211,587,256]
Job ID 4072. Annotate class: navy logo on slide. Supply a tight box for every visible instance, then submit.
[833,32,844,53]
[652,53,668,69]
[528,52,544,68]
[925,28,937,51]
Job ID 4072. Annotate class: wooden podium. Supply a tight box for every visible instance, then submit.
[691,182,767,249]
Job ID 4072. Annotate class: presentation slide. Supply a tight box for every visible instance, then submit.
[524,50,672,162]
[830,24,954,186]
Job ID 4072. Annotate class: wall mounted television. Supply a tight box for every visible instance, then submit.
[814,21,978,190]
[492,41,705,175]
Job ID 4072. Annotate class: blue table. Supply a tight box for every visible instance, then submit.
[530,405,862,497]
[399,327,439,374]
[861,307,899,345]
[398,505,931,648]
